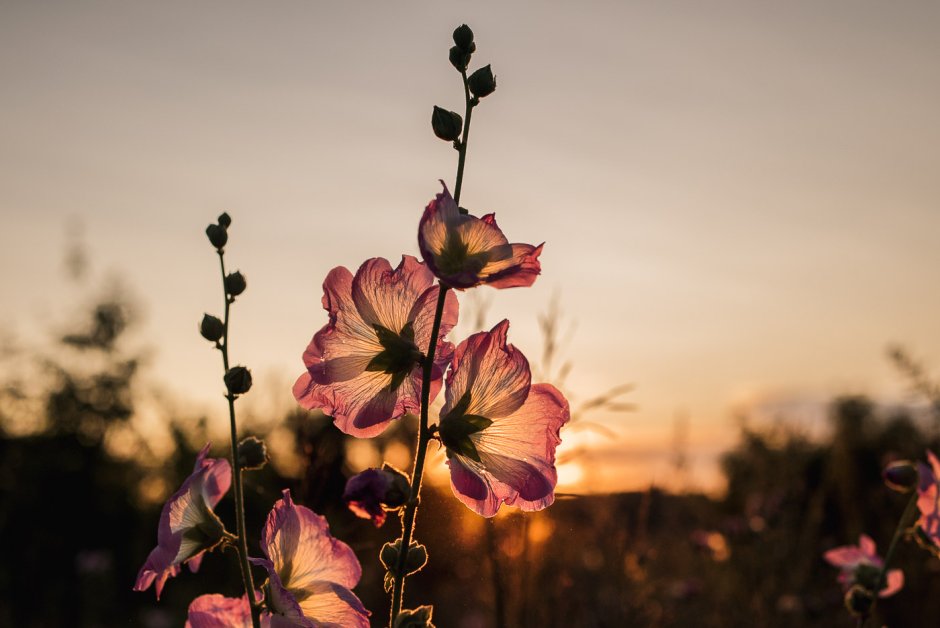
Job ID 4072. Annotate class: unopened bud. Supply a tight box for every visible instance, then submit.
[448,46,470,72]
[224,366,252,395]
[394,605,435,628]
[467,65,496,98]
[844,584,874,617]
[224,271,247,297]
[206,224,228,249]
[452,24,474,53]
[883,460,918,493]
[237,436,268,470]
[380,539,427,577]
[431,106,462,142]
[199,314,225,342]
[217,212,232,228]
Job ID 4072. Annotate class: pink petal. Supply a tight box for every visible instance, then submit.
[250,558,315,628]
[442,320,530,420]
[858,534,877,558]
[294,582,370,628]
[294,257,453,437]
[483,242,543,289]
[448,384,569,517]
[880,569,905,598]
[261,490,363,593]
[134,444,230,599]
[186,594,258,628]
[822,546,866,570]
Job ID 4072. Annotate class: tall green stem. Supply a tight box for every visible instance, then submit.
[453,70,475,206]
[390,285,449,622]
[217,251,261,628]
[863,490,919,626]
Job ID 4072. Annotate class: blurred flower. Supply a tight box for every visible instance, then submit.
[134,444,230,599]
[249,490,370,628]
[917,449,940,550]
[418,183,542,290]
[185,594,257,628]
[343,466,411,527]
[293,256,458,437]
[439,320,569,517]
[823,534,903,598]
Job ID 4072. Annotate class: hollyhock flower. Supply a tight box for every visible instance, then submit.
[186,594,259,628]
[823,534,904,598]
[343,466,411,527]
[134,444,231,599]
[916,450,940,550]
[439,320,569,517]
[418,182,542,290]
[250,490,370,628]
[293,256,458,437]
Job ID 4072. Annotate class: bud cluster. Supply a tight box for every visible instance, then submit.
[432,23,497,144]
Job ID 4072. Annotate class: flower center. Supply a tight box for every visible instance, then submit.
[439,390,493,462]
[436,230,490,278]
[365,322,424,392]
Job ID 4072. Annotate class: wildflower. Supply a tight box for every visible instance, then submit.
[293,256,457,437]
[917,449,940,549]
[185,594,256,628]
[134,444,230,599]
[249,490,370,627]
[823,534,904,598]
[439,320,569,517]
[418,183,542,290]
[343,466,411,527]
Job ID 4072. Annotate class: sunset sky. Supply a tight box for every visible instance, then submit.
[2,1,938,493]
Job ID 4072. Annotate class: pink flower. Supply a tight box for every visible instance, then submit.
[134,444,231,599]
[186,594,259,628]
[293,256,458,437]
[917,449,940,549]
[439,320,569,517]
[343,466,410,527]
[418,182,542,290]
[249,490,369,628]
[823,534,904,598]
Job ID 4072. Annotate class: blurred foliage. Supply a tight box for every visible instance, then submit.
[2,285,940,627]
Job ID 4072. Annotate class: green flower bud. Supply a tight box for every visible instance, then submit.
[380,539,428,576]
[206,223,228,249]
[199,314,225,342]
[468,65,496,98]
[431,106,463,142]
[394,606,435,628]
[452,24,474,53]
[381,463,411,509]
[883,460,918,493]
[237,436,268,470]
[217,212,232,228]
[448,46,470,72]
[224,365,252,395]
[224,271,247,297]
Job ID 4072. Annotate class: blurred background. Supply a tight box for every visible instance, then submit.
[1,1,939,626]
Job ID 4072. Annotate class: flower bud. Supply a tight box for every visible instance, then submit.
[344,466,412,526]
[452,24,474,53]
[224,365,252,395]
[217,212,232,228]
[448,46,470,72]
[199,314,224,342]
[393,605,435,628]
[467,65,496,98]
[237,436,268,470]
[883,460,918,493]
[431,106,463,142]
[380,539,427,576]
[206,224,228,249]
[224,271,247,297]
[843,584,874,617]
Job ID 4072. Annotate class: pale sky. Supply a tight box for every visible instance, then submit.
[2,1,939,492]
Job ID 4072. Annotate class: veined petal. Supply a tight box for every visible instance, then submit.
[186,594,258,628]
[483,242,543,289]
[351,257,435,333]
[295,581,370,628]
[250,558,315,628]
[261,490,362,593]
[442,320,530,420]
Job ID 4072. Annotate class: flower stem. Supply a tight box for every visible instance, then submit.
[864,490,919,626]
[217,250,261,628]
[453,70,475,206]
[390,284,449,623]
